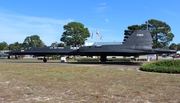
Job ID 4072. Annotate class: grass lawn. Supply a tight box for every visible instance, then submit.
[0,59,180,102]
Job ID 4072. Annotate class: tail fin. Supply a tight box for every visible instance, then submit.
[123,30,153,49]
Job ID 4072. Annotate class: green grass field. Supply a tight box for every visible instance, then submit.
[0,59,180,102]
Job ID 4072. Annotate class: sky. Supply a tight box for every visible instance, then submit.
[0,0,180,46]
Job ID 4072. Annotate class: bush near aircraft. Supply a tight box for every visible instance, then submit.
[75,58,132,62]
[140,60,180,73]
[75,58,147,62]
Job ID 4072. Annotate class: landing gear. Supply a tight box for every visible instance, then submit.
[43,56,47,62]
[8,55,10,59]
[15,55,18,59]
[100,55,107,63]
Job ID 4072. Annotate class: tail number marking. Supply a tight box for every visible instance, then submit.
[137,34,144,36]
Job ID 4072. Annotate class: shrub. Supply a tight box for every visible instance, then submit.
[131,58,147,61]
[107,58,131,61]
[50,56,60,60]
[75,58,100,62]
[140,60,180,73]
[37,56,60,60]
[75,58,131,62]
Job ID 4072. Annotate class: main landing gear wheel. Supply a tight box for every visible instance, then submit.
[100,55,107,63]
[8,55,10,59]
[15,55,18,59]
[43,57,47,62]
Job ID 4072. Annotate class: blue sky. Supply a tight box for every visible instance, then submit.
[0,0,180,46]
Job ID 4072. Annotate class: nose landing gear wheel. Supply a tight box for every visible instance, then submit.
[43,57,47,62]
[100,55,107,63]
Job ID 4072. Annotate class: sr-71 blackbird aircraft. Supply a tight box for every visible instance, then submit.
[7,30,176,62]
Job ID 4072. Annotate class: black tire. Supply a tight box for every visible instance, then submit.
[43,58,47,62]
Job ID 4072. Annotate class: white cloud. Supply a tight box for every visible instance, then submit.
[96,7,107,12]
[105,18,109,22]
[160,9,180,19]
[100,3,106,6]
[95,2,107,12]
[0,10,73,46]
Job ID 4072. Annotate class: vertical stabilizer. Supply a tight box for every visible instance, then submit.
[123,30,153,49]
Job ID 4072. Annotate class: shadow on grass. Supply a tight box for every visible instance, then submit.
[0,59,144,67]
[67,61,143,66]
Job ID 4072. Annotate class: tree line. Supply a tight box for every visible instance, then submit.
[0,19,180,51]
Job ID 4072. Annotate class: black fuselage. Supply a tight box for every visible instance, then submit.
[6,30,176,57]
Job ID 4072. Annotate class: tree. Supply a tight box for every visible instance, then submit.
[8,42,25,50]
[60,22,90,47]
[0,41,8,50]
[51,42,65,47]
[9,42,19,50]
[127,25,144,31]
[23,35,45,47]
[58,43,65,47]
[126,19,174,60]
[177,43,180,51]
[169,43,177,50]
[51,42,59,47]
[148,19,174,49]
